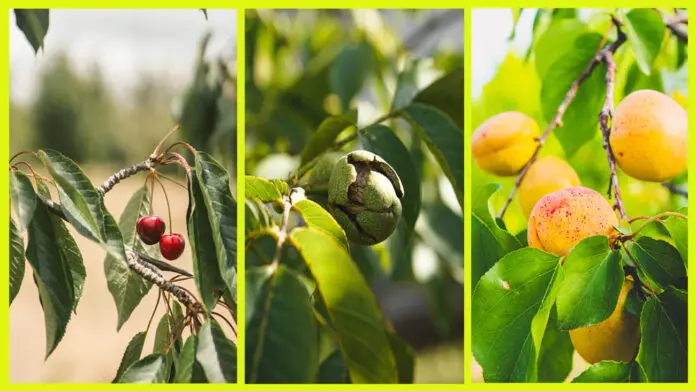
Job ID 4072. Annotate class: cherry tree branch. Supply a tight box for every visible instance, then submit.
[497,17,627,219]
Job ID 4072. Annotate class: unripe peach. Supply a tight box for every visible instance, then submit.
[528,186,618,256]
[472,112,540,176]
[518,156,581,218]
[610,90,688,182]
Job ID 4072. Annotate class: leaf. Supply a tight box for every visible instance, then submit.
[413,67,464,130]
[534,18,587,79]
[540,33,607,157]
[402,103,464,206]
[10,219,25,304]
[417,202,463,271]
[153,314,171,354]
[623,61,664,96]
[270,179,289,195]
[200,9,208,20]
[318,350,350,383]
[293,199,348,249]
[196,318,237,383]
[105,187,153,330]
[25,186,75,358]
[10,170,36,232]
[471,184,522,284]
[572,361,647,382]
[300,111,357,165]
[661,208,687,265]
[556,236,623,330]
[187,171,227,310]
[291,227,397,383]
[537,308,573,382]
[119,354,169,383]
[194,151,238,300]
[113,332,147,382]
[330,41,373,111]
[246,265,319,383]
[14,9,49,54]
[509,9,522,40]
[630,237,686,290]
[52,212,86,311]
[360,125,421,233]
[391,60,420,112]
[472,248,562,382]
[174,335,198,383]
[387,331,414,384]
[637,287,687,382]
[245,176,282,203]
[624,8,666,75]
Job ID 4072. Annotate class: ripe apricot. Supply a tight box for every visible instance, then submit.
[610,90,688,182]
[518,156,581,218]
[528,186,617,256]
[569,279,641,364]
[472,112,540,176]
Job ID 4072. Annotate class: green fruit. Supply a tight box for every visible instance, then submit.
[327,150,404,245]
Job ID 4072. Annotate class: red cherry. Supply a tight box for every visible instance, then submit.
[136,216,166,245]
[160,233,185,260]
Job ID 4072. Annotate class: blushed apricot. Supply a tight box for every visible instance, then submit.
[518,156,581,218]
[610,90,688,182]
[569,279,641,364]
[472,112,540,176]
[527,186,618,256]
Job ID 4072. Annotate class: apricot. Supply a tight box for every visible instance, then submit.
[472,111,540,176]
[518,156,581,218]
[528,186,618,256]
[569,279,641,364]
[610,89,688,182]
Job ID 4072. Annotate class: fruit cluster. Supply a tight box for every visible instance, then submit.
[136,216,185,260]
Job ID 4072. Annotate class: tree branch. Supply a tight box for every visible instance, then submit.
[97,158,156,194]
[662,182,689,199]
[497,16,627,219]
[657,9,688,43]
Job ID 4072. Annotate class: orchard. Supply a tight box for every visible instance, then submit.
[471,8,688,383]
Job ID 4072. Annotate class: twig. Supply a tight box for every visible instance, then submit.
[599,50,628,221]
[270,195,292,267]
[662,182,688,199]
[656,8,688,43]
[497,16,627,219]
[97,158,156,194]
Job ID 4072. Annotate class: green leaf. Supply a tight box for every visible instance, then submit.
[293,199,348,249]
[540,33,606,157]
[637,287,687,382]
[556,236,623,330]
[270,179,289,195]
[194,151,238,300]
[105,187,153,330]
[661,208,687,265]
[413,67,464,130]
[10,219,25,304]
[471,184,522,284]
[624,8,666,75]
[187,171,226,310]
[291,227,397,383]
[25,185,75,358]
[196,318,237,383]
[361,125,421,233]
[113,332,147,382]
[391,60,420,112]
[245,176,282,203]
[300,111,357,165]
[52,212,86,311]
[403,103,464,206]
[119,354,169,383]
[318,350,350,383]
[387,331,414,384]
[630,237,686,290]
[330,41,373,111]
[153,314,171,355]
[246,265,319,383]
[572,361,647,382]
[14,9,49,54]
[537,308,573,382]
[534,18,587,79]
[623,61,664,96]
[509,9,522,40]
[472,248,562,382]
[417,202,463,271]
[10,170,36,232]
[174,335,198,383]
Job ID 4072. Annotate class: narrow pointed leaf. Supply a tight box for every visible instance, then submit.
[119,354,169,383]
[10,219,25,304]
[113,332,147,382]
[624,8,666,75]
[196,319,237,383]
[10,170,36,232]
[52,213,86,311]
[14,9,49,54]
[174,335,198,383]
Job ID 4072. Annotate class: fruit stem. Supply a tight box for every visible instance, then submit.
[163,141,197,156]
[153,174,174,235]
[145,290,163,334]
[151,124,180,157]
[629,211,688,238]
[9,150,40,164]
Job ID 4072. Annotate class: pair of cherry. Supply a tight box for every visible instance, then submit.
[136,216,185,260]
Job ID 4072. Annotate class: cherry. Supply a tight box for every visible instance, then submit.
[136,216,166,245]
[160,233,185,260]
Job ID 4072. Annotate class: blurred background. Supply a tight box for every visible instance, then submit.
[10,9,236,382]
[471,8,688,382]
[245,9,464,383]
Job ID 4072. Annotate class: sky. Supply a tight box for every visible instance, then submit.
[10,9,237,104]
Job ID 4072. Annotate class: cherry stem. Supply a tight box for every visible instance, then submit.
[9,150,40,164]
[163,141,197,156]
[156,172,188,190]
[146,290,163,334]
[152,124,181,157]
[153,175,173,235]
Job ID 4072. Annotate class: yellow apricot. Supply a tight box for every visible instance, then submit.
[528,186,618,256]
[518,156,581,218]
[569,279,641,364]
[610,89,688,182]
[472,112,540,176]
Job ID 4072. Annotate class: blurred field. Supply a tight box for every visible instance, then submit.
[10,166,200,383]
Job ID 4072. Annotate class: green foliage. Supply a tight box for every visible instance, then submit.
[14,9,49,54]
